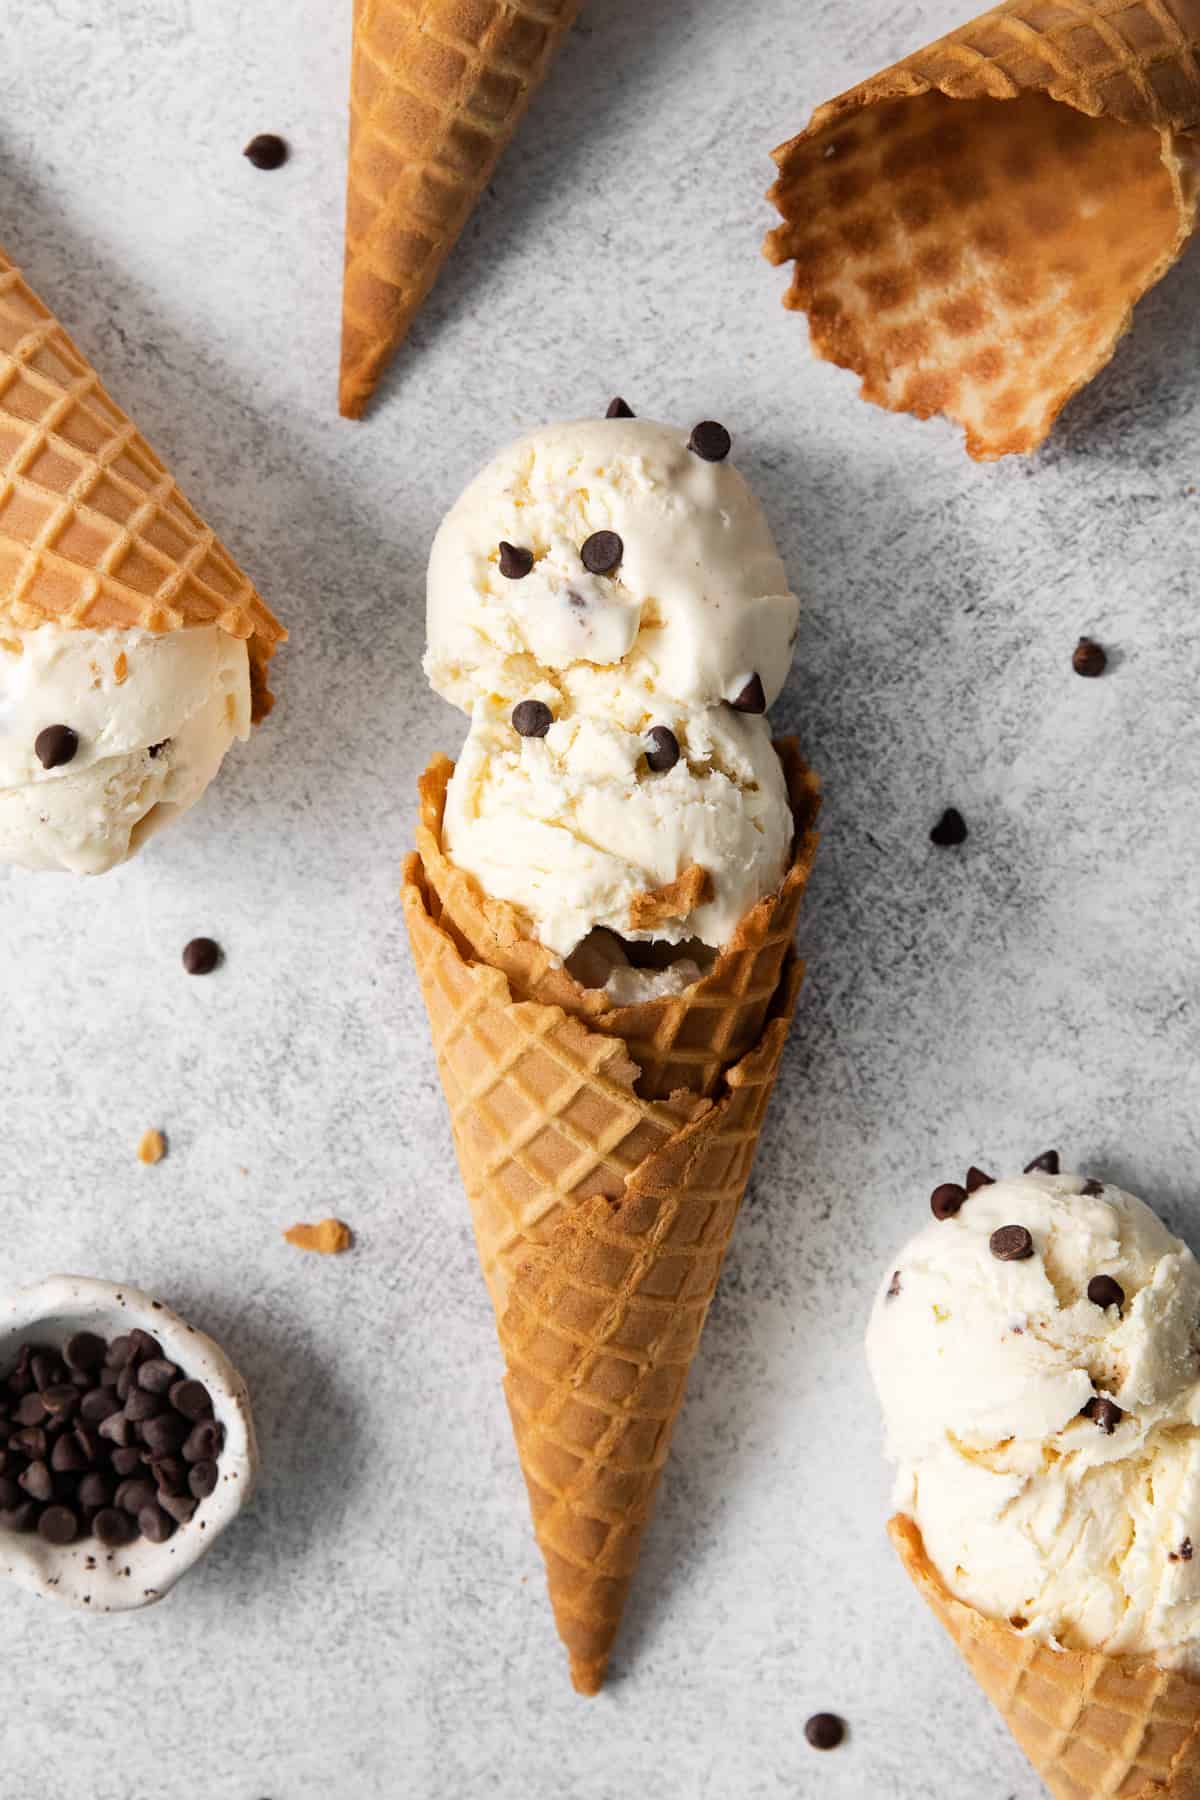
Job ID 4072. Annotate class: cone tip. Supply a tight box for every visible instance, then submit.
[570,1656,608,1697]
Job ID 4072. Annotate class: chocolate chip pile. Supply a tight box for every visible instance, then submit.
[0,1328,223,1548]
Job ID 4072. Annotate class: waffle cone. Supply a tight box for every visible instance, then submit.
[890,1515,1200,1797]
[340,0,580,419]
[765,0,1200,460]
[403,745,819,1693]
[414,739,821,1102]
[0,248,283,720]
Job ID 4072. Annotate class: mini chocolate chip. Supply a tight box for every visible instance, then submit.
[965,1167,995,1192]
[19,1460,53,1503]
[645,727,681,773]
[182,1420,223,1464]
[1073,638,1107,679]
[138,1502,175,1544]
[0,1502,35,1532]
[243,133,288,170]
[498,541,534,580]
[1087,1275,1125,1312]
[15,1393,46,1426]
[1182,1538,1194,1561]
[182,937,221,976]
[124,1389,164,1424]
[188,1459,219,1500]
[886,1271,901,1300]
[804,1713,845,1751]
[34,724,79,769]
[1082,1178,1105,1196]
[50,1434,87,1474]
[930,808,967,847]
[114,1479,158,1517]
[93,1507,136,1548]
[580,530,623,576]
[77,1473,112,1511]
[40,1384,79,1418]
[110,1447,143,1477]
[730,674,766,714]
[688,421,732,462]
[990,1225,1035,1262]
[141,1414,189,1457]
[79,1386,120,1424]
[137,1359,179,1396]
[38,1505,78,1546]
[168,1380,213,1421]
[606,397,634,419]
[159,1490,198,1526]
[64,1332,105,1373]
[931,1183,967,1221]
[1081,1396,1123,1434]
[512,700,553,739]
[1025,1150,1060,1175]
[98,1411,132,1448]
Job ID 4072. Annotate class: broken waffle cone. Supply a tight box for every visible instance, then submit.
[414,740,821,1102]
[0,247,283,719]
[340,0,580,419]
[403,746,820,1693]
[765,0,1200,460]
[890,1515,1200,1797]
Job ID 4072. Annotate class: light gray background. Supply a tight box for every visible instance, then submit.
[2,1,1197,1795]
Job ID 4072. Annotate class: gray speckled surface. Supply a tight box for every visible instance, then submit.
[1,1,1197,1795]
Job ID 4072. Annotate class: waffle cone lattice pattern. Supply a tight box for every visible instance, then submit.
[340,0,580,417]
[0,248,283,719]
[766,0,1200,460]
[891,1515,1200,1797]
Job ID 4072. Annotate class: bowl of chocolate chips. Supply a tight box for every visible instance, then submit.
[0,1275,257,1609]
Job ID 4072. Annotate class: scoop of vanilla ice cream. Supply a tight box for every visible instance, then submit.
[0,624,251,874]
[867,1170,1200,1668]
[424,417,799,714]
[443,690,791,956]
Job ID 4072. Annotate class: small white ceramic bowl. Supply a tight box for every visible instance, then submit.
[0,1275,257,1611]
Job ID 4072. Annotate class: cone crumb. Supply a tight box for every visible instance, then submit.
[284,1218,353,1255]
[137,1129,167,1165]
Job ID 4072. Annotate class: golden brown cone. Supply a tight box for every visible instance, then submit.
[414,741,822,1101]
[0,247,284,720]
[403,746,819,1693]
[890,1515,1200,1797]
[340,0,580,419]
[765,0,1200,460]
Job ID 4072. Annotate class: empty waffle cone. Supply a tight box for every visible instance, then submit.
[765,0,1200,460]
[414,739,821,1103]
[890,1515,1200,1797]
[0,248,283,720]
[340,0,580,419]
[403,746,819,1693]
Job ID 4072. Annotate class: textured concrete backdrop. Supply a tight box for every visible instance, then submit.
[2,1,1198,1796]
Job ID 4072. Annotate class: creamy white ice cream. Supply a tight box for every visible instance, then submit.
[868,1169,1200,1669]
[0,624,251,874]
[426,416,800,959]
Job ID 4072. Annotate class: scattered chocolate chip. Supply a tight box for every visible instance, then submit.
[965,1167,995,1192]
[1073,638,1107,679]
[1081,1396,1123,1434]
[645,727,681,773]
[606,397,634,419]
[1082,1178,1105,1197]
[243,133,288,170]
[688,421,732,463]
[1087,1275,1125,1313]
[931,1183,967,1221]
[498,541,534,580]
[64,1332,105,1373]
[188,1460,219,1500]
[730,673,766,714]
[990,1225,1035,1262]
[138,1503,175,1545]
[34,724,79,769]
[1025,1150,1060,1175]
[168,1380,212,1422]
[886,1271,901,1300]
[182,937,221,976]
[930,808,967,847]
[137,1359,179,1396]
[512,700,553,739]
[37,1505,78,1546]
[93,1507,137,1548]
[580,530,623,576]
[804,1713,845,1751]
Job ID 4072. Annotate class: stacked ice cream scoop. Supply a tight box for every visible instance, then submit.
[405,408,819,1691]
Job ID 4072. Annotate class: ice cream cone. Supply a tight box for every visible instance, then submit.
[340,0,580,419]
[0,247,283,720]
[765,0,1200,460]
[890,1515,1200,1798]
[403,746,819,1692]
